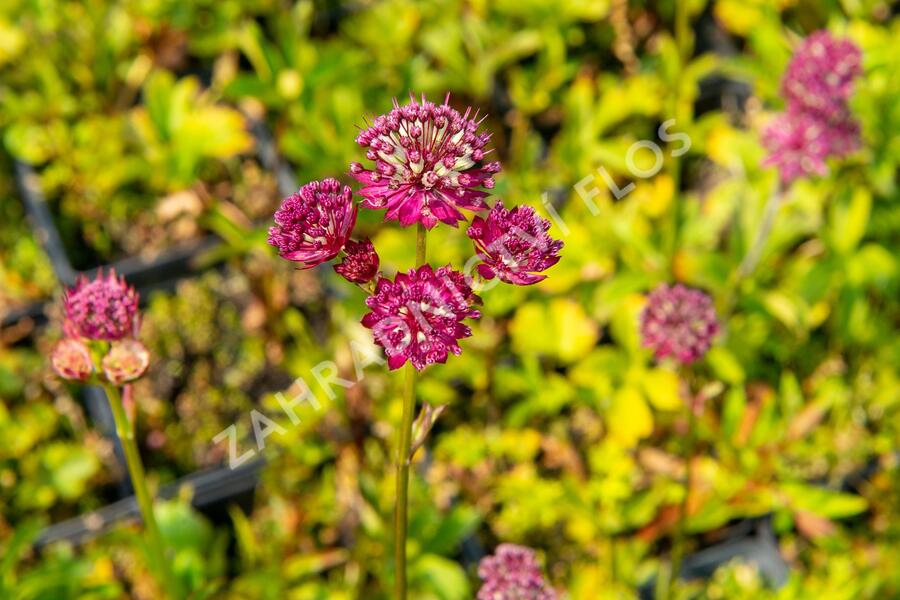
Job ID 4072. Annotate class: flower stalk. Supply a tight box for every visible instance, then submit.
[104,383,180,599]
[394,223,427,600]
[668,389,698,599]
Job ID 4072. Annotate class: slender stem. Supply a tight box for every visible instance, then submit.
[104,384,180,599]
[738,186,783,279]
[668,394,698,599]
[666,0,692,277]
[394,223,427,600]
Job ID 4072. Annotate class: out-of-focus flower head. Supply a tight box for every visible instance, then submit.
[350,93,501,229]
[361,265,481,370]
[268,178,357,268]
[334,238,380,284]
[467,200,563,285]
[782,30,862,124]
[764,30,862,184]
[102,339,151,385]
[762,113,833,184]
[640,283,719,364]
[50,338,94,381]
[477,544,557,600]
[64,269,140,341]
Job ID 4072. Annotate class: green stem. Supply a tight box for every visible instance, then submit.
[104,384,180,599]
[394,223,427,600]
[666,0,692,277]
[668,394,698,599]
[738,186,783,280]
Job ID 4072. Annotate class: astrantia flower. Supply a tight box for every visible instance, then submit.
[361,265,481,370]
[782,30,862,124]
[477,544,557,600]
[762,113,832,184]
[102,339,150,385]
[640,283,719,364]
[350,94,501,229]
[268,178,357,268]
[467,201,563,285]
[64,270,140,341]
[334,239,380,284]
[50,338,94,381]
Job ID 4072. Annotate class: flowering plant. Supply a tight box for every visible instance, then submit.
[49,270,178,599]
[762,30,862,185]
[269,93,563,598]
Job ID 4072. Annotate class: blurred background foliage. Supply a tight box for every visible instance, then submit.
[0,0,899,598]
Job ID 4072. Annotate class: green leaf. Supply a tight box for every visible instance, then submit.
[781,483,868,520]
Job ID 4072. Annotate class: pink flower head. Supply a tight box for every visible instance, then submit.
[640,283,719,364]
[782,31,862,124]
[64,269,140,341]
[350,94,501,229]
[361,265,481,371]
[102,339,150,385]
[762,113,833,184]
[334,239,380,284]
[50,338,94,381]
[467,200,563,285]
[268,178,357,268]
[477,544,557,600]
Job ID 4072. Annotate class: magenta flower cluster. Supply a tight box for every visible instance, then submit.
[477,544,557,600]
[51,270,150,385]
[350,94,501,229]
[763,30,862,184]
[269,94,563,371]
[63,270,140,340]
[468,201,563,285]
[267,178,358,269]
[640,283,719,365]
[362,265,481,370]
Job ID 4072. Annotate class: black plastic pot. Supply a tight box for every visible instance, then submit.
[13,119,296,292]
[639,517,789,599]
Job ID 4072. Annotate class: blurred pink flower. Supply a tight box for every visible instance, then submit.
[64,269,140,341]
[762,113,832,184]
[477,544,556,600]
[50,338,94,381]
[467,200,563,285]
[782,30,862,124]
[764,30,862,184]
[334,239,380,284]
[361,265,481,370]
[640,283,719,364]
[350,94,501,229]
[268,178,357,268]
